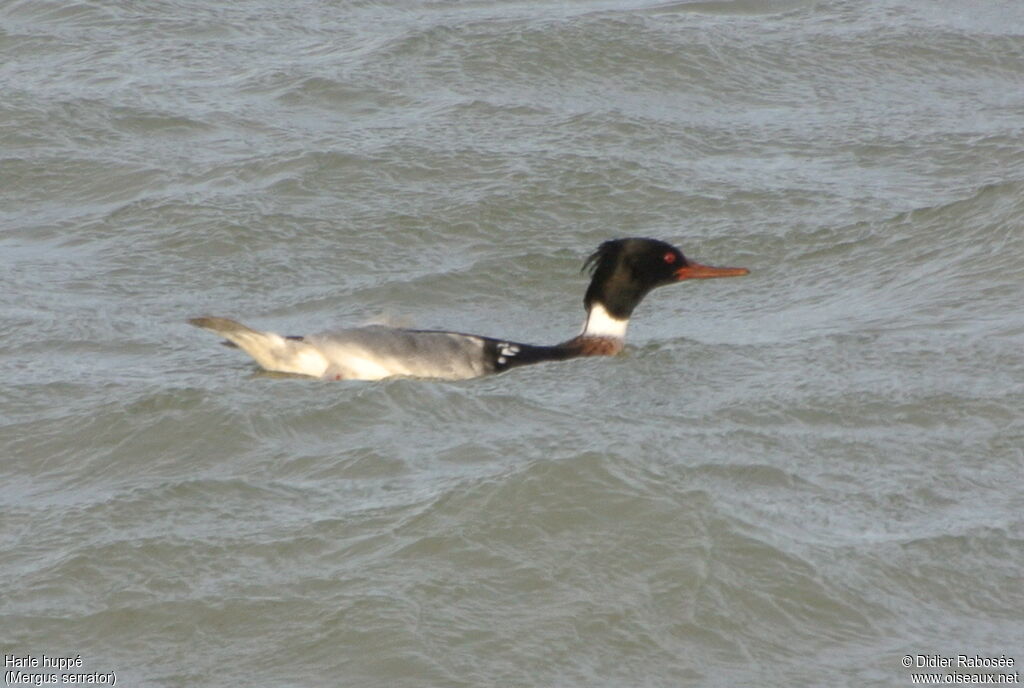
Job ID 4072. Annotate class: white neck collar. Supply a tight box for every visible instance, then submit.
[581,302,629,338]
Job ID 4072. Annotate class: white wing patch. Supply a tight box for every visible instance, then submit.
[496,342,520,365]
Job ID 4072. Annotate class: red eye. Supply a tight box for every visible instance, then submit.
[663,252,676,264]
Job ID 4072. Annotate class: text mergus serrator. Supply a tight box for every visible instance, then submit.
[189,237,748,381]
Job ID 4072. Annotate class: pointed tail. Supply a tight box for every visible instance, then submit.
[188,316,327,377]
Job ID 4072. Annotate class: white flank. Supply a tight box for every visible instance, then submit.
[192,318,330,377]
[287,343,331,377]
[236,331,329,377]
[325,353,404,381]
[581,303,629,338]
[309,329,489,381]
[197,320,494,381]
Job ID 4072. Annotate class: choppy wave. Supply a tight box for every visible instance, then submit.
[2,0,1023,686]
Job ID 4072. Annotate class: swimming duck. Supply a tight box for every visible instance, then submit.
[189,237,748,380]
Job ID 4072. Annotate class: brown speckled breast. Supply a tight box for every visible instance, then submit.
[563,336,624,357]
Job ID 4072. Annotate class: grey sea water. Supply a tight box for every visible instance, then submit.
[2,0,1023,686]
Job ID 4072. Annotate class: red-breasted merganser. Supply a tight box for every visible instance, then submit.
[189,237,748,381]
